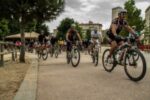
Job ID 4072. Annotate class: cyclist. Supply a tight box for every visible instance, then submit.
[90,28,102,53]
[106,8,139,59]
[50,34,58,47]
[66,23,82,52]
[38,31,46,45]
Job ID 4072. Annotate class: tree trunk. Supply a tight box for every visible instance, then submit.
[19,25,25,63]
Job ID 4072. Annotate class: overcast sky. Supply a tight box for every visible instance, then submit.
[46,0,150,32]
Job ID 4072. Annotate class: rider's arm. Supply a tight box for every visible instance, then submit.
[124,25,137,37]
[77,32,82,42]
[111,24,117,36]
[66,31,69,41]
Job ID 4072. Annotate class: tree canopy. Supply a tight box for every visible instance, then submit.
[124,0,145,32]
[0,0,65,62]
[57,17,83,40]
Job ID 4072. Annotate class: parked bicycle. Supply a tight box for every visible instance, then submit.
[102,36,146,82]
[66,41,81,67]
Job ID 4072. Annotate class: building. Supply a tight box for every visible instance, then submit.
[145,6,150,29]
[144,6,150,44]
[79,21,103,39]
[112,7,123,20]
[79,21,102,34]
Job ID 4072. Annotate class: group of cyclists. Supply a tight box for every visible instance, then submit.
[33,8,147,81]
[36,8,141,62]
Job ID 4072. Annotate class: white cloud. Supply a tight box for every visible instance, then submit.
[46,0,150,32]
[136,1,150,18]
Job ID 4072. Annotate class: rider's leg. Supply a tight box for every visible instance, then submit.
[118,41,125,61]
[109,41,117,57]
[66,41,71,56]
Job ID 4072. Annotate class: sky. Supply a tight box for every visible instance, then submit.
[46,0,150,32]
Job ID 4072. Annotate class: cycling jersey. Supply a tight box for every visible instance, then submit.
[38,34,45,44]
[91,30,101,39]
[68,29,78,42]
[107,18,128,43]
[51,37,58,46]
[67,28,79,52]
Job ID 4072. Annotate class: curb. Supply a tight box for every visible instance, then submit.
[14,56,38,100]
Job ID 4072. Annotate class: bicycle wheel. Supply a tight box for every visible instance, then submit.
[124,49,146,82]
[42,49,48,60]
[102,49,116,72]
[94,51,99,66]
[38,50,41,59]
[71,48,80,67]
[92,54,95,63]
[55,50,59,58]
[132,49,140,61]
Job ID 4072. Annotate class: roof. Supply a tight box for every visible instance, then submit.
[79,23,102,26]
[112,6,122,10]
[6,32,39,39]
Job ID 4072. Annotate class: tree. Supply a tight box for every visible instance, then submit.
[35,22,50,36]
[57,18,74,40]
[123,0,145,35]
[0,19,9,40]
[0,0,65,62]
[57,17,83,40]
[85,29,91,40]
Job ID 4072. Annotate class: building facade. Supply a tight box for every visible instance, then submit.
[79,21,102,33]
[144,6,150,44]
[112,7,123,20]
[145,6,150,29]
[79,21,103,39]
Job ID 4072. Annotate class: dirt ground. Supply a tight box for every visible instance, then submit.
[0,59,30,100]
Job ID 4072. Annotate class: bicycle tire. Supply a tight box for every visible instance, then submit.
[102,49,116,72]
[55,51,58,58]
[71,48,80,67]
[94,51,99,66]
[42,49,48,60]
[124,49,146,82]
[38,50,41,59]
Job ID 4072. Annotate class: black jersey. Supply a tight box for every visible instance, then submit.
[110,18,128,34]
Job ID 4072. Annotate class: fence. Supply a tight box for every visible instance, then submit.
[0,41,17,66]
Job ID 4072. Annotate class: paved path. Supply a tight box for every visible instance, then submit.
[37,49,150,100]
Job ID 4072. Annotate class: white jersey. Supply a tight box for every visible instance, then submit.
[91,31,101,39]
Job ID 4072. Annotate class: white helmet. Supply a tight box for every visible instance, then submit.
[118,9,127,15]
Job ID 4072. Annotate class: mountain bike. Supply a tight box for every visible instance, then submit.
[102,36,146,82]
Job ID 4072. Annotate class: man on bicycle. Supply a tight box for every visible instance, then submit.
[90,28,102,53]
[50,34,58,48]
[106,8,139,59]
[66,23,82,52]
[38,31,46,45]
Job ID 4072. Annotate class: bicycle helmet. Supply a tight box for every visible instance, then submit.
[71,23,76,28]
[118,9,127,15]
